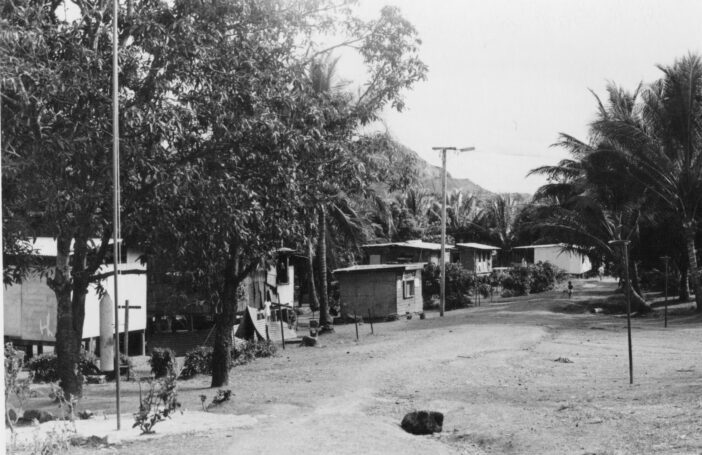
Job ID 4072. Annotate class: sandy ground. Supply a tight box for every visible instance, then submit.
[6,278,702,454]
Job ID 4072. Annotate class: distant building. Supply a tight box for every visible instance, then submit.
[333,263,424,319]
[511,244,592,275]
[362,240,454,265]
[455,243,500,275]
[3,237,147,356]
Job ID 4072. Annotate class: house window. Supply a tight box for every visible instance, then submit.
[403,279,415,298]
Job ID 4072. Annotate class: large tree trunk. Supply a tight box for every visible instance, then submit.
[317,207,333,331]
[617,251,651,314]
[683,222,702,312]
[679,262,691,302]
[211,254,238,388]
[52,235,83,397]
[307,238,320,312]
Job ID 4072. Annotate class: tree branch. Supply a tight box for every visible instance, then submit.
[90,268,146,281]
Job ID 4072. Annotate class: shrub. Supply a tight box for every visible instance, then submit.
[640,267,678,294]
[423,262,476,310]
[180,346,213,379]
[134,375,180,434]
[27,350,101,383]
[180,340,277,379]
[149,348,177,378]
[501,266,532,296]
[5,343,33,431]
[233,339,277,366]
[530,261,564,293]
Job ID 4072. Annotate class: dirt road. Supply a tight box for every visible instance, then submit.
[10,279,702,454]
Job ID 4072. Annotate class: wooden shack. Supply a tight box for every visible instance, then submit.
[333,263,424,319]
[362,240,454,265]
[455,243,500,275]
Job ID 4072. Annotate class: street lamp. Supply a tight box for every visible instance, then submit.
[433,146,474,317]
[609,239,633,384]
[660,256,670,328]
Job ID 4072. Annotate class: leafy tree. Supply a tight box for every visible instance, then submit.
[298,7,427,330]
[1,0,181,396]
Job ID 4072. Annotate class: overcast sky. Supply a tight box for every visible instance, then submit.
[341,0,702,194]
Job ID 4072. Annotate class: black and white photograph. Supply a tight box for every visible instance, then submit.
[2,0,702,453]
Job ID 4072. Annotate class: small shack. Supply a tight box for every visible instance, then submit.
[333,263,424,319]
[512,244,592,275]
[455,243,500,275]
[362,240,454,265]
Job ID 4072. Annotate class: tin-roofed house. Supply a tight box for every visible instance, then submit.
[362,240,454,266]
[455,243,500,275]
[333,263,424,319]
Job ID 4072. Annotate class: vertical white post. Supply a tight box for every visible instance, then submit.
[100,294,115,372]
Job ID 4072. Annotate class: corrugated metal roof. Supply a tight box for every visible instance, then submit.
[333,262,426,274]
[455,242,500,250]
[513,243,565,250]
[362,240,455,251]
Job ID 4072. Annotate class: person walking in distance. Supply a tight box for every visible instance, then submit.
[567,281,573,299]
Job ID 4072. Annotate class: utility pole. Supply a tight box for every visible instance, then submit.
[433,146,474,317]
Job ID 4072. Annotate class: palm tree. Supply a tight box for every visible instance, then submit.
[481,194,523,252]
[590,54,702,311]
[529,128,651,311]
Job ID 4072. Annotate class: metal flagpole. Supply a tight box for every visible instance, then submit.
[112,0,122,429]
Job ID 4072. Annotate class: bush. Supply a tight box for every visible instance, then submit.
[180,346,213,379]
[530,261,565,293]
[27,350,101,383]
[640,267,678,294]
[423,262,476,310]
[149,348,177,378]
[233,340,277,366]
[501,266,532,296]
[491,262,565,297]
[179,340,277,379]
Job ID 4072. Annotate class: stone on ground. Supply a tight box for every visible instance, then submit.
[400,410,444,435]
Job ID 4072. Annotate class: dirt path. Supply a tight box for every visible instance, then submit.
[8,279,702,454]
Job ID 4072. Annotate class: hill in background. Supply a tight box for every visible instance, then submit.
[397,142,531,200]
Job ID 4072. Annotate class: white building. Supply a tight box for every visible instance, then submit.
[3,237,147,355]
[512,244,592,275]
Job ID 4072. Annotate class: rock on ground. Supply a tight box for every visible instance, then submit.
[401,411,444,435]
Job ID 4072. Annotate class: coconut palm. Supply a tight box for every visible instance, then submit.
[480,194,523,252]
[529,120,652,312]
[590,54,702,311]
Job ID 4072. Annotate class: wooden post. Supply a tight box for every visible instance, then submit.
[124,300,130,380]
[368,308,374,335]
[279,305,286,349]
[140,330,146,356]
[354,311,359,341]
[661,256,670,328]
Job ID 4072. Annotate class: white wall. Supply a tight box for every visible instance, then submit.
[276,264,295,307]
[534,246,591,274]
[3,260,147,342]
